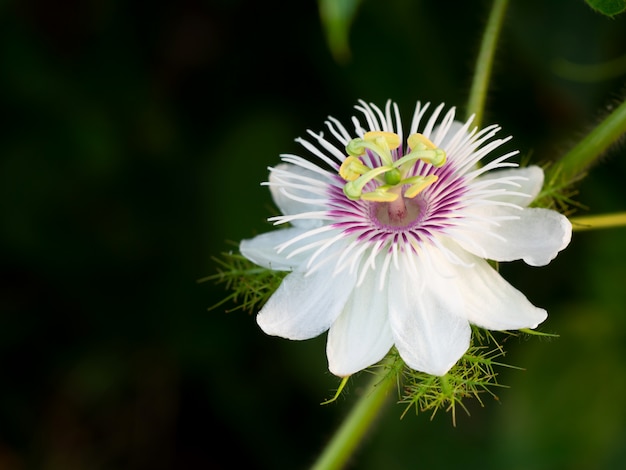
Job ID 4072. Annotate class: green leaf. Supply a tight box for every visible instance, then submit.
[585,0,626,17]
[318,0,362,63]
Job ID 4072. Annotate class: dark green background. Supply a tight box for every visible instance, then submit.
[1,0,626,468]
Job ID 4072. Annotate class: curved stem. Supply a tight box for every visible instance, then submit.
[556,98,626,182]
[311,357,402,470]
[466,0,509,127]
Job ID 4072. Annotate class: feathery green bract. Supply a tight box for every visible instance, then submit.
[200,252,286,313]
[398,329,522,425]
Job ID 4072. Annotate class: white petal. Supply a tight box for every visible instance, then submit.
[326,270,394,376]
[473,166,544,207]
[452,251,547,330]
[388,250,471,376]
[240,227,312,271]
[256,268,356,340]
[269,163,329,228]
[456,206,572,266]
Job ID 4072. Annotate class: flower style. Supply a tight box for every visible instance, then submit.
[240,100,572,377]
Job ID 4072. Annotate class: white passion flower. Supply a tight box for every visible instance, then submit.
[240,100,572,377]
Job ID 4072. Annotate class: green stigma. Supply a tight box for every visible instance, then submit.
[339,132,446,202]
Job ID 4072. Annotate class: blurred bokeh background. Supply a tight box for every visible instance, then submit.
[1,0,626,468]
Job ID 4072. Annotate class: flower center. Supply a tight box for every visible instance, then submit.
[339,131,446,226]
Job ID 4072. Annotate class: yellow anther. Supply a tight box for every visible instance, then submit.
[404,174,439,198]
[361,187,400,202]
[341,132,445,202]
[407,133,437,151]
[339,156,370,181]
[362,131,401,150]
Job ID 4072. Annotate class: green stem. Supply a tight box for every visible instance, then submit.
[555,99,626,182]
[570,212,626,231]
[466,0,509,127]
[311,357,402,470]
